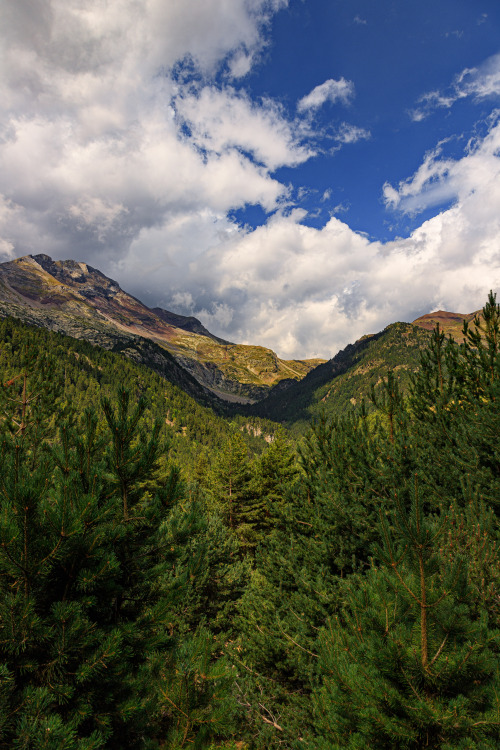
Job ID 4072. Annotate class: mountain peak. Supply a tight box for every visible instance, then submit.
[412,309,480,342]
[27,254,119,290]
[0,253,325,403]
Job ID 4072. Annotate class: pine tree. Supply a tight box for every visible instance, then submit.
[304,294,500,749]
[250,429,300,537]
[311,474,500,749]
[409,292,500,516]
[0,382,238,748]
[0,395,124,747]
[207,432,259,551]
[238,295,500,749]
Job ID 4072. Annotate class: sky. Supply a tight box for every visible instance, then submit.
[1,0,500,359]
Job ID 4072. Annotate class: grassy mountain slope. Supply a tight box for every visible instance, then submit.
[0,254,324,402]
[248,322,432,432]
[0,316,279,474]
[412,309,479,341]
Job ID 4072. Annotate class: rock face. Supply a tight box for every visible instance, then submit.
[152,307,232,345]
[0,254,325,402]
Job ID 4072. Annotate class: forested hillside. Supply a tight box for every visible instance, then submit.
[0,295,499,749]
[0,317,280,472]
[248,321,432,433]
[0,254,324,403]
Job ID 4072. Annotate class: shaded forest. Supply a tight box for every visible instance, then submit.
[0,295,499,749]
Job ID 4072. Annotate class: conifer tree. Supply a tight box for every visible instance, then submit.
[0,381,238,748]
[311,474,500,749]
[250,429,300,537]
[207,432,261,552]
[0,394,125,747]
[238,295,500,749]
[409,292,500,516]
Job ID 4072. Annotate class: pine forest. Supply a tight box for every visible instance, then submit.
[0,293,499,750]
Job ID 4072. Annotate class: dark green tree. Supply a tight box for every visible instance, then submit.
[207,432,264,553]
[0,382,238,748]
[238,295,500,749]
[0,397,124,748]
[311,475,500,749]
[409,292,500,516]
[249,430,300,537]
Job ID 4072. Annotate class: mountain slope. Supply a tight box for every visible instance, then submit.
[0,316,279,475]
[248,304,487,432]
[0,254,324,403]
[248,322,433,432]
[412,309,479,341]
[152,307,232,345]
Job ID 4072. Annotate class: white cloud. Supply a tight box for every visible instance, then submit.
[297,78,355,113]
[411,52,500,121]
[227,50,254,78]
[0,2,498,361]
[183,159,499,357]
[113,115,500,359]
[335,122,371,144]
[0,0,297,267]
[174,85,313,170]
[383,119,500,215]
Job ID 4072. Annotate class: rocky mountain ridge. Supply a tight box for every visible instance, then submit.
[0,254,325,403]
[411,309,479,341]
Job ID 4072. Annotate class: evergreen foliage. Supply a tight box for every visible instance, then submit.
[0,293,499,749]
[237,293,500,749]
[312,477,500,749]
[0,364,241,748]
[247,322,431,433]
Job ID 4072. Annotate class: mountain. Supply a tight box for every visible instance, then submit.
[412,309,479,341]
[248,304,486,432]
[247,322,433,432]
[151,307,232,345]
[0,254,324,403]
[0,253,482,426]
[0,315,279,473]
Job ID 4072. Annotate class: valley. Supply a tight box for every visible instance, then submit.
[0,254,325,405]
[0,254,497,750]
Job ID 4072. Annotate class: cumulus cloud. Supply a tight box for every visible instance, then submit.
[383,118,500,214]
[116,115,500,359]
[183,133,500,358]
[0,0,297,268]
[297,78,355,113]
[170,173,499,359]
[174,86,313,170]
[0,2,499,361]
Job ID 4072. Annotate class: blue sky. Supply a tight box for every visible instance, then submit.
[1,0,500,358]
[238,0,500,239]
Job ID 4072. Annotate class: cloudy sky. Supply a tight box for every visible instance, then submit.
[1,0,500,359]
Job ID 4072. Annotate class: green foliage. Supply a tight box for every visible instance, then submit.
[0,368,242,748]
[207,433,253,532]
[312,476,500,749]
[237,294,500,749]
[1,295,499,750]
[0,316,277,475]
[248,322,431,433]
